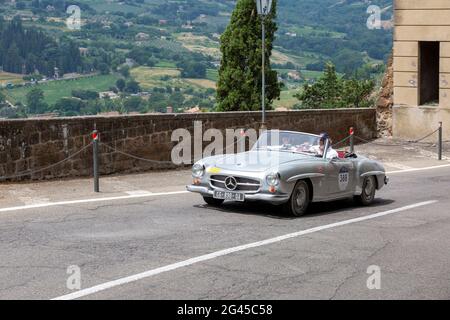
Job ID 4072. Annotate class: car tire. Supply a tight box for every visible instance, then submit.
[283,180,310,217]
[355,176,376,206]
[203,196,224,206]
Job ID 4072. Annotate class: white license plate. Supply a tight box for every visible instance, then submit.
[213,190,245,202]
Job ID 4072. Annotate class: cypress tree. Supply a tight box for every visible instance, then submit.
[217,0,280,112]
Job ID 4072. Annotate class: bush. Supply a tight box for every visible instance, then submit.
[72,89,99,100]
[125,80,141,94]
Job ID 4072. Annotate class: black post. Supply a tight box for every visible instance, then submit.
[261,16,266,128]
[438,122,443,161]
[93,130,99,192]
[349,127,354,153]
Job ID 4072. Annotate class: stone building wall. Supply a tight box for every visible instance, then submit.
[0,109,377,181]
[393,0,450,140]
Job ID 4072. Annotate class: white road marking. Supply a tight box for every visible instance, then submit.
[52,200,437,300]
[0,191,189,213]
[387,163,450,174]
[385,162,414,170]
[125,190,153,196]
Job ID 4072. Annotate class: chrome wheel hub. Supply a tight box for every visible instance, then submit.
[364,177,374,199]
[294,188,306,208]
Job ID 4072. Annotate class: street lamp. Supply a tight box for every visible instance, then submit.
[256,0,273,128]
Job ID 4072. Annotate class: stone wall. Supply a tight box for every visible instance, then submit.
[0,109,376,181]
[376,55,394,137]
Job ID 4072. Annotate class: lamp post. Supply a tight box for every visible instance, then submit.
[256,0,273,129]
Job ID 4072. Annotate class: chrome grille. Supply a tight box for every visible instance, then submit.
[210,175,261,192]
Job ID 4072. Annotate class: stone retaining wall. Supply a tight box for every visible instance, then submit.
[0,109,376,181]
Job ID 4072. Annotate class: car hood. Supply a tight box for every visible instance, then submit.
[208,150,315,172]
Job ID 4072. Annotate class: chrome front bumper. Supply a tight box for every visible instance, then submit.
[186,185,290,204]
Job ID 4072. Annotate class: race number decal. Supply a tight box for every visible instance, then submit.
[338,167,349,191]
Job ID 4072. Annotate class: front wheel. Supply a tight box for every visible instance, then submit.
[354,176,376,205]
[203,196,224,206]
[283,180,310,217]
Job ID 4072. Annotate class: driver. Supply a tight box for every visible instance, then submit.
[310,132,338,159]
[280,135,292,149]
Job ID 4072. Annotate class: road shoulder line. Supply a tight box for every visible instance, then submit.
[0,191,189,213]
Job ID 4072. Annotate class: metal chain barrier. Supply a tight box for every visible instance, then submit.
[99,141,179,166]
[354,127,440,147]
[0,142,93,181]
[98,131,251,167]
[332,135,352,148]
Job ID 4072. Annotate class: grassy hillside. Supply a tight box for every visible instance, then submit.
[0,0,393,114]
[4,74,120,105]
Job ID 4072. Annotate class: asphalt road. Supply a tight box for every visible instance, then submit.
[0,167,450,300]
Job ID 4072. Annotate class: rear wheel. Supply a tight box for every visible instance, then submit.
[283,180,310,217]
[355,176,376,205]
[203,196,224,206]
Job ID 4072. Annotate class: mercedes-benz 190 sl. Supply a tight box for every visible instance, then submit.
[187,130,388,216]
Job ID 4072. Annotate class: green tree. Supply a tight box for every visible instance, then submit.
[0,91,5,105]
[295,62,375,109]
[123,96,144,112]
[341,78,375,108]
[216,0,280,111]
[125,80,141,94]
[116,78,126,92]
[26,87,48,114]
[119,65,130,78]
[52,97,86,116]
[98,63,110,75]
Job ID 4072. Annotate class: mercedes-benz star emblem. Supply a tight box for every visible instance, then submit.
[225,176,238,191]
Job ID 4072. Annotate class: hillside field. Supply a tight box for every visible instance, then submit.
[3,74,120,106]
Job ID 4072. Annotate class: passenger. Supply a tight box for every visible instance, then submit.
[280,135,293,150]
[310,132,339,159]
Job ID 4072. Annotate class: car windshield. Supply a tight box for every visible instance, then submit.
[252,131,320,155]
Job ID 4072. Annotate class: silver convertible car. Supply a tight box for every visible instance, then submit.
[187,130,388,216]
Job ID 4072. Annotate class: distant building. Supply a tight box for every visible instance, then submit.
[79,47,89,57]
[285,32,297,37]
[182,23,194,30]
[159,19,168,25]
[135,32,150,41]
[287,71,301,81]
[99,91,119,100]
[185,106,201,113]
[125,58,135,67]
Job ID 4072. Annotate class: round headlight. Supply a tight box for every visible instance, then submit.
[266,173,280,186]
[192,164,205,178]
